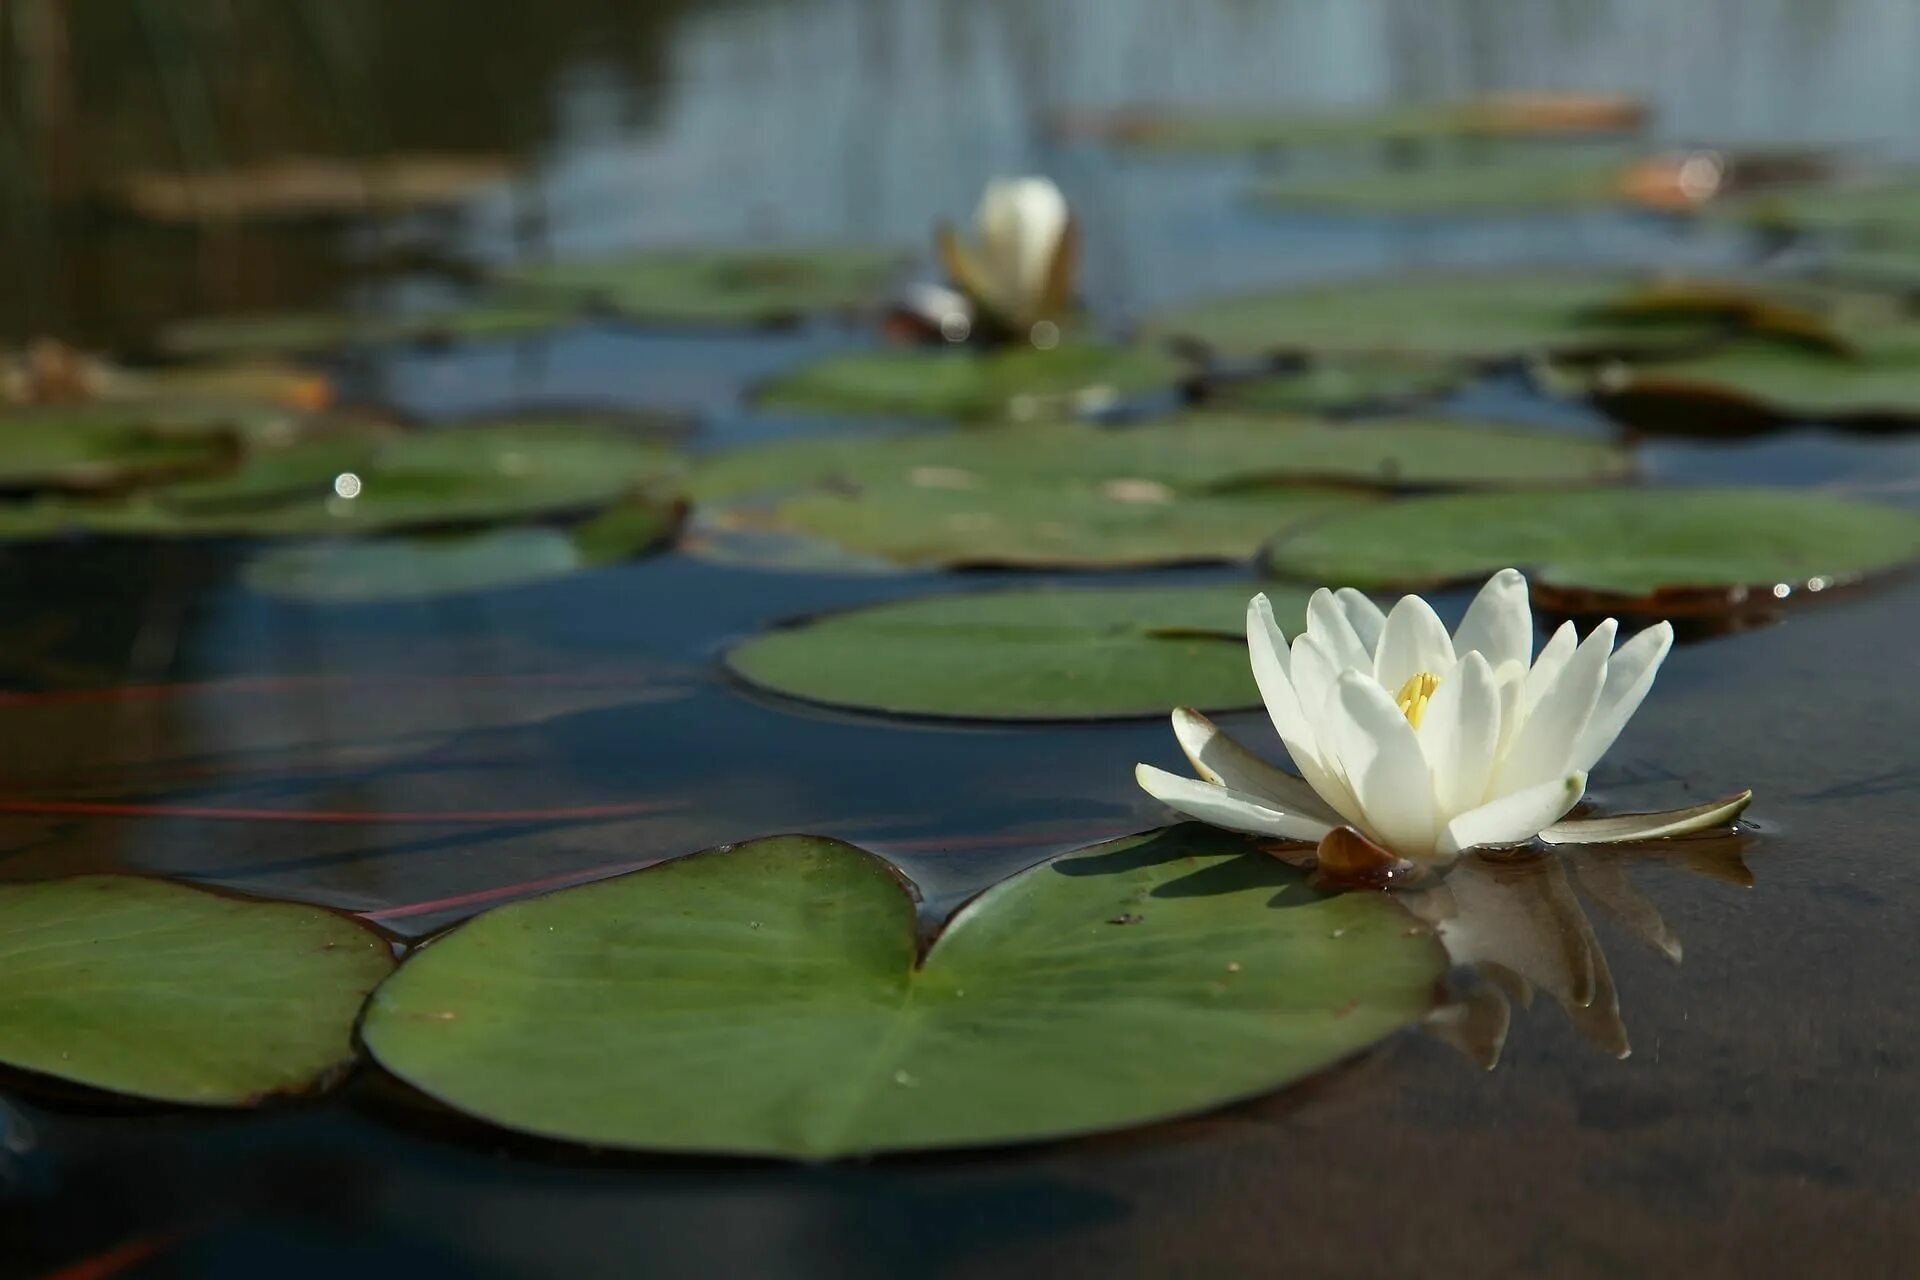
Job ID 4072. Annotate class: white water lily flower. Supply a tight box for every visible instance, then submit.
[937,177,1075,334]
[1136,568,1750,866]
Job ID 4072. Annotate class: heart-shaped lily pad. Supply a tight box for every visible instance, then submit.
[754,343,1188,421]
[726,583,1300,720]
[1143,271,1720,361]
[506,246,904,327]
[0,876,393,1104]
[242,497,682,603]
[362,829,1444,1157]
[690,417,1627,504]
[1260,487,1920,604]
[0,406,239,491]
[702,483,1364,570]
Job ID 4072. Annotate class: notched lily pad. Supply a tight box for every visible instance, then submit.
[0,876,394,1104]
[1709,175,1920,241]
[754,343,1188,421]
[1579,342,1920,430]
[1205,359,1463,413]
[507,246,904,328]
[725,583,1306,720]
[1261,487,1920,613]
[362,829,1444,1157]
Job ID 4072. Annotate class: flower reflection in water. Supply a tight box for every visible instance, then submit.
[1410,831,1755,1068]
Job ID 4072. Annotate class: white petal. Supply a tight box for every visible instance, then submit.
[1169,708,1343,824]
[1541,790,1751,845]
[1450,568,1533,671]
[1374,594,1457,692]
[1323,672,1438,859]
[1519,621,1578,722]
[1335,588,1387,654]
[1135,764,1335,843]
[1417,651,1502,821]
[1440,772,1588,856]
[1289,632,1343,747]
[1570,621,1674,774]
[1496,620,1615,795]
[1305,588,1373,674]
[1248,594,1314,761]
[974,176,1066,316]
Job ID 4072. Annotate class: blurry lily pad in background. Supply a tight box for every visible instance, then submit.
[1582,342,1920,428]
[89,420,684,538]
[363,830,1444,1157]
[1056,92,1646,152]
[0,406,239,491]
[1142,271,1720,362]
[161,297,580,359]
[1206,359,1463,413]
[1708,175,1920,241]
[1261,487,1920,607]
[701,482,1363,570]
[726,582,1297,720]
[117,154,517,224]
[755,342,1188,421]
[244,497,683,603]
[0,877,393,1104]
[1251,152,1640,213]
[690,416,1629,503]
[506,246,905,328]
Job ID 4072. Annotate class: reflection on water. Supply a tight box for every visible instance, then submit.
[1415,835,1755,1067]
[5,0,1920,1276]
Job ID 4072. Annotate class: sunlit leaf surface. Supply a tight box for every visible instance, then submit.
[363,828,1444,1157]
[0,877,393,1104]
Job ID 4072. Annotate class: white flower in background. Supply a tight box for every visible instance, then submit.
[937,177,1077,336]
[1136,569,1750,868]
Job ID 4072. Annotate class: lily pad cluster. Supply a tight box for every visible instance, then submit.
[0,384,689,599]
[3,829,1445,1158]
[163,245,908,357]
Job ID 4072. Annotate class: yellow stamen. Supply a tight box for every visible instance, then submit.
[1394,671,1441,729]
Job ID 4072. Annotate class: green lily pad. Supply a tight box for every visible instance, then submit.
[0,406,238,491]
[506,246,904,327]
[1060,95,1645,152]
[1585,342,1920,425]
[0,876,393,1104]
[1208,360,1463,413]
[85,420,683,537]
[1710,176,1920,242]
[242,497,682,603]
[691,417,1627,505]
[1261,488,1920,603]
[161,298,580,359]
[1143,271,1719,362]
[1251,153,1635,213]
[726,583,1300,720]
[362,829,1444,1157]
[754,343,1188,421]
[704,482,1364,570]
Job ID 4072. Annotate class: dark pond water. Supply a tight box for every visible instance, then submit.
[5,1,1920,1275]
